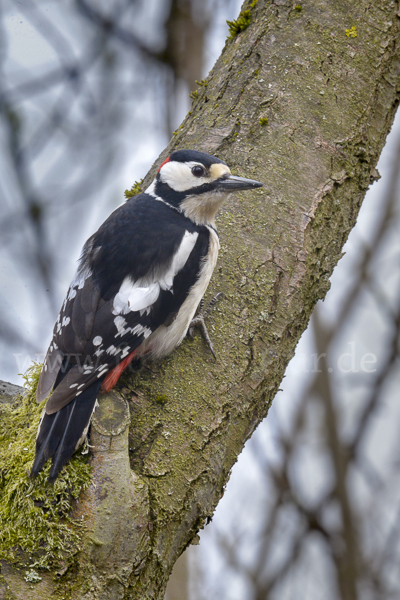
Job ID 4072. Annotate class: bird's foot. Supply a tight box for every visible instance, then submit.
[188,293,223,359]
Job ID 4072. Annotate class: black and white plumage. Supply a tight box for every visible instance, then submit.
[31,149,263,481]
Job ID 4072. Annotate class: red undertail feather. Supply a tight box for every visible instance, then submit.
[101,350,137,392]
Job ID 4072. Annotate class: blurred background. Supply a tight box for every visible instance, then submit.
[1,1,399,599]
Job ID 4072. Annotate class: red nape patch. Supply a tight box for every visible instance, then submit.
[101,350,137,392]
[157,155,171,172]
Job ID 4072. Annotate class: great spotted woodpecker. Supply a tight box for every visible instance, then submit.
[31,149,262,481]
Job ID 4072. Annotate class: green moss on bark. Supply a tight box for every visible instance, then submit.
[0,364,91,569]
[124,179,143,199]
[227,10,252,40]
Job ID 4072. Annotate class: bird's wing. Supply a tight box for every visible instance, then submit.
[37,195,210,413]
[36,274,101,403]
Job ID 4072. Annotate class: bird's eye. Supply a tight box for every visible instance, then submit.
[192,165,205,178]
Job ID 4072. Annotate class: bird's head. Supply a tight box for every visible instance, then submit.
[146,149,263,226]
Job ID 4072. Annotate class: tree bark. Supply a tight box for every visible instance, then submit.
[1,0,400,598]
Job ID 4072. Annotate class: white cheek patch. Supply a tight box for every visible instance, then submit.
[159,160,231,192]
[159,161,209,192]
[112,231,198,316]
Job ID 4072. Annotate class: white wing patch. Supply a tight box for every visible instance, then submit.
[160,230,198,289]
[106,345,120,356]
[112,318,152,341]
[112,230,198,317]
[113,279,160,314]
[114,316,129,335]
[68,287,77,300]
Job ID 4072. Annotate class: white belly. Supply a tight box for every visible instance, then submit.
[139,228,220,359]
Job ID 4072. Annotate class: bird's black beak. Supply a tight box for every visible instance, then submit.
[216,174,263,192]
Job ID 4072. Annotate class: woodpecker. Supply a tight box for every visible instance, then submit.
[31,149,263,481]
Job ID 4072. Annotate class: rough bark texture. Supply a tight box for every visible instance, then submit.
[0,381,23,405]
[1,0,400,598]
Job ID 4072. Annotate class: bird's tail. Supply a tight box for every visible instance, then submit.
[30,379,102,482]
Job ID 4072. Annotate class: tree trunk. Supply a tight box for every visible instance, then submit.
[1,0,400,598]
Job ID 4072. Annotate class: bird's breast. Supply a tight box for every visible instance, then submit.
[139,227,220,359]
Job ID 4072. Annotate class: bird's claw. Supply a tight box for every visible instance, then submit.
[188,293,223,359]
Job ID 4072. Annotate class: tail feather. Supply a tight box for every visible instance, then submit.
[31,379,102,481]
[30,410,62,476]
